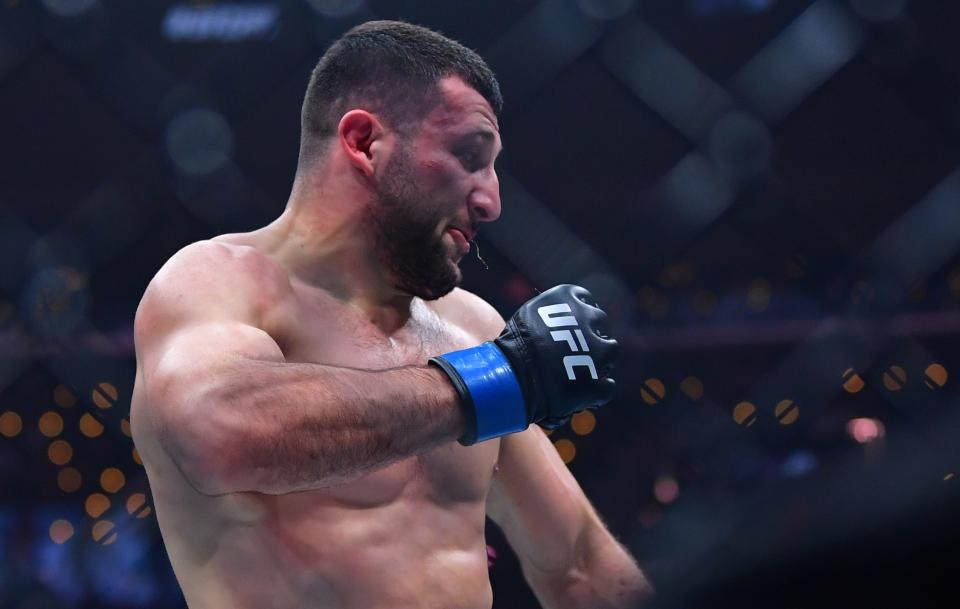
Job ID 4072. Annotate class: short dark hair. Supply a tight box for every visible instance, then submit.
[298,20,503,170]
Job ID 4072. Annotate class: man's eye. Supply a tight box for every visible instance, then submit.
[459,150,483,170]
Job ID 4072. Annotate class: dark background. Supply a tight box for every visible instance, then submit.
[2,0,959,608]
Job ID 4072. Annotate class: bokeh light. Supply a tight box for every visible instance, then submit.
[637,287,670,318]
[304,0,365,18]
[91,520,117,545]
[92,382,117,409]
[576,0,637,20]
[126,493,152,519]
[654,475,680,505]
[846,418,887,444]
[100,468,126,494]
[708,112,774,181]
[842,368,866,393]
[923,363,948,389]
[680,376,704,401]
[640,378,666,405]
[554,439,576,464]
[774,399,800,426]
[57,467,82,493]
[850,0,907,22]
[38,411,64,438]
[24,266,89,338]
[733,402,758,427]
[48,440,73,465]
[80,413,105,438]
[746,278,772,312]
[571,410,596,435]
[882,365,907,391]
[0,411,23,437]
[49,519,74,544]
[54,384,77,408]
[85,493,110,518]
[164,107,234,176]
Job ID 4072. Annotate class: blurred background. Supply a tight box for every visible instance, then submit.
[2,0,960,607]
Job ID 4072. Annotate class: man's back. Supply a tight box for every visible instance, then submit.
[131,236,503,609]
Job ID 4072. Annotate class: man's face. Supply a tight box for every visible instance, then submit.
[368,76,503,301]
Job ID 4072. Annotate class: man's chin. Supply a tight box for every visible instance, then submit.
[407,263,461,301]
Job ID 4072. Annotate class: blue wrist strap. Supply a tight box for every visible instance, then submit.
[431,342,528,444]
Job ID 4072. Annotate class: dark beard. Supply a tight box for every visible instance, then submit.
[369,146,461,300]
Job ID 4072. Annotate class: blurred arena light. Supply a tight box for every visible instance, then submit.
[57,468,82,493]
[571,409,597,435]
[865,169,960,295]
[164,107,234,176]
[305,0,366,18]
[655,153,735,244]
[745,278,772,312]
[0,411,23,438]
[162,3,281,42]
[485,0,606,104]
[600,18,732,140]
[781,450,818,478]
[80,413,105,438]
[731,0,863,124]
[554,438,576,464]
[28,232,90,277]
[85,493,110,519]
[48,440,73,466]
[38,411,64,438]
[849,0,907,23]
[21,266,90,339]
[846,417,886,444]
[922,363,948,389]
[575,0,637,20]
[40,0,97,18]
[689,0,775,16]
[679,376,704,401]
[654,475,680,505]
[707,111,774,182]
[49,519,74,544]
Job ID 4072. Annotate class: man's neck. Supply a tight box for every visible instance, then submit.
[256,184,419,334]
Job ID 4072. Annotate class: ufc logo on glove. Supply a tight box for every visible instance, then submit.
[431,284,618,445]
[537,304,598,381]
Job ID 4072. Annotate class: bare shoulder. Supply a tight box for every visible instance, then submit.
[141,240,283,309]
[431,287,506,341]
[135,240,290,350]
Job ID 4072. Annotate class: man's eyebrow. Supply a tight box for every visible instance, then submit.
[469,129,504,154]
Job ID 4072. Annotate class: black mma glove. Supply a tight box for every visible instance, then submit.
[430,284,618,445]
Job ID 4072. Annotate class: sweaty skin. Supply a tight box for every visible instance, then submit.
[131,73,650,609]
[131,238,504,609]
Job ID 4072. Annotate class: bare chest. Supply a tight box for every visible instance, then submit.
[266,293,500,510]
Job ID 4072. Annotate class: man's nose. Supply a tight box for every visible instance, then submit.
[468,169,501,222]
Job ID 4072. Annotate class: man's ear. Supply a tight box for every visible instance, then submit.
[338,110,392,177]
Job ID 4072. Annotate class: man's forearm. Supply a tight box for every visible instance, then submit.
[524,524,653,609]
[194,359,465,495]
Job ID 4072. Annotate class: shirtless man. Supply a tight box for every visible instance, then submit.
[131,20,651,609]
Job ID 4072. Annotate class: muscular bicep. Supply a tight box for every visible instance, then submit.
[143,319,284,414]
[486,425,600,575]
[133,241,287,489]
